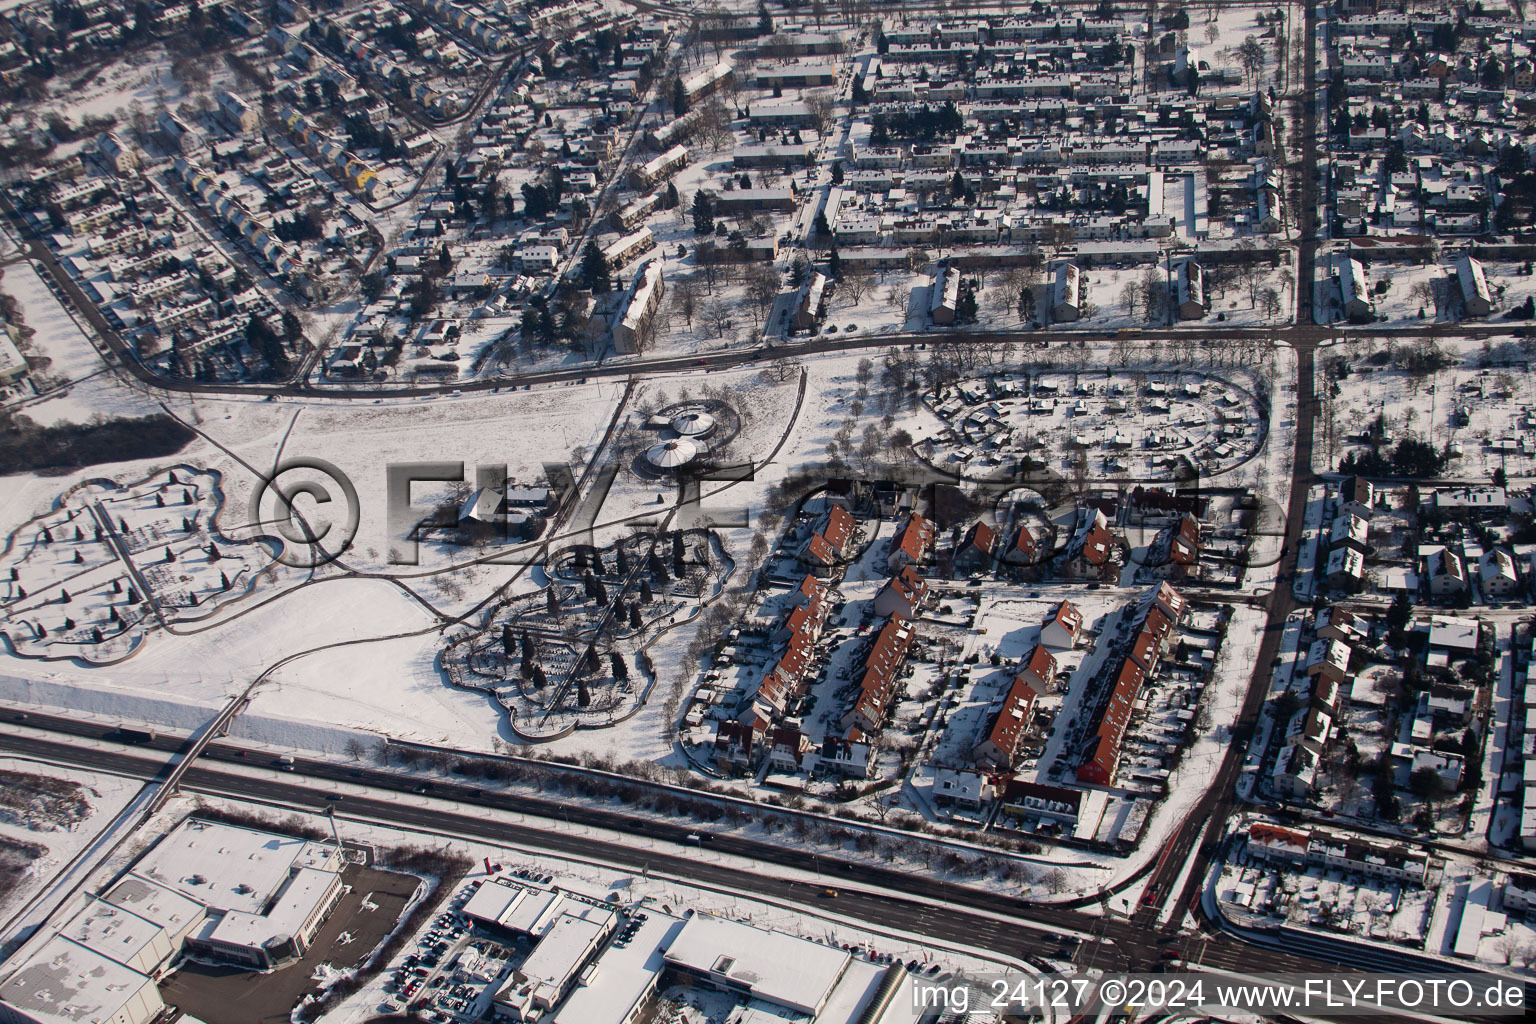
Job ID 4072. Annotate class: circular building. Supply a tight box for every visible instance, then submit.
[645,438,699,471]
[670,411,716,438]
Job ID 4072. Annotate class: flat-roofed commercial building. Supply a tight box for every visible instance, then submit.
[0,935,166,1024]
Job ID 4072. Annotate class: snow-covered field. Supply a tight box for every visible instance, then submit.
[0,756,142,931]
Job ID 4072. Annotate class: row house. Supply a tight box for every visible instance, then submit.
[800,504,857,571]
[972,672,1042,771]
[842,615,918,733]
[1076,584,1187,786]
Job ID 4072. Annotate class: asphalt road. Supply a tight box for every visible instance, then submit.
[0,723,1338,978]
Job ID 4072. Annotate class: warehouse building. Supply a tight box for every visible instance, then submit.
[0,935,166,1024]
[133,818,344,970]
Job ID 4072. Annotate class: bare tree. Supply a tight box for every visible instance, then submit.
[744,264,780,326]
[703,297,733,335]
[804,90,836,136]
[1119,280,1141,319]
[671,277,700,328]
[1238,37,1267,89]
[1258,286,1282,322]
[1141,266,1166,324]
[841,263,874,304]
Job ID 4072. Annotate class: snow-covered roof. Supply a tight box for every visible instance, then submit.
[0,935,157,1024]
[661,914,851,1015]
[645,438,698,469]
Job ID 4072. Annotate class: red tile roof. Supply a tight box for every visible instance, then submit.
[1081,522,1115,565]
[850,615,917,730]
[879,565,927,610]
[975,676,1039,767]
[1077,656,1145,786]
[1011,524,1037,559]
[823,505,855,550]
[961,521,996,556]
[1022,643,1057,686]
[1048,601,1083,637]
[891,514,935,564]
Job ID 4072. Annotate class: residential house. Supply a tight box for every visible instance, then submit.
[1325,546,1366,593]
[1015,644,1058,693]
[1425,547,1468,598]
[1337,476,1374,519]
[1328,513,1370,554]
[887,514,935,572]
[1041,601,1084,650]
[1314,606,1367,646]
[1305,638,1353,688]
[800,504,856,571]
[1051,262,1081,321]
[1481,549,1520,599]
[1454,255,1492,318]
[933,768,988,810]
[972,675,1040,770]
[873,566,927,620]
[1002,523,1040,565]
[953,521,997,573]
[1174,259,1206,320]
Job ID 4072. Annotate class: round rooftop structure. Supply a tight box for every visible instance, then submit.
[645,438,699,470]
[671,411,716,437]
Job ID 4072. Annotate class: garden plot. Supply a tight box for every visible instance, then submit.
[0,466,284,663]
[1318,337,1536,478]
[441,529,733,741]
[917,370,1265,483]
[1217,860,1436,947]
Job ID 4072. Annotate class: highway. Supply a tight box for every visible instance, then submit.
[0,724,1338,979]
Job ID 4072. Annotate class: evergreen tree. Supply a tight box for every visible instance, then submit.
[639,578,653,602]
[691,190,715,235]
[757,0,773,35]
[611,652,628,680]
[663,181,680,210]
[828,246,843,280]
[580,241,612,294]
[671,76,687,117]
[956,285,979,323]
